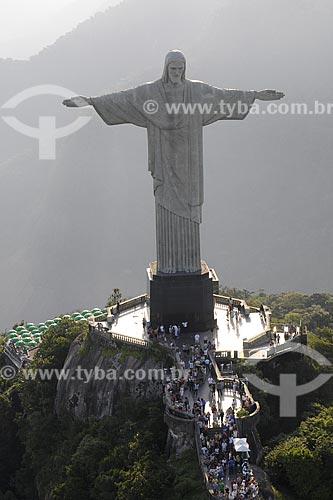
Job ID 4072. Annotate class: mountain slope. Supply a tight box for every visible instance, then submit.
[0,0,333,330]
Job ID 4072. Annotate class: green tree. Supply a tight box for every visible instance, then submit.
[301,304,330,330]
[0,395,22,492]
[106,288,123,307]
[265,406,333,500]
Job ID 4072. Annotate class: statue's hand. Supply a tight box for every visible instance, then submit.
[255,90,285,101]
[62,96,91,107]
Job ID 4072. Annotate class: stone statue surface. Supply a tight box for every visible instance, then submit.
[63,50,284,274]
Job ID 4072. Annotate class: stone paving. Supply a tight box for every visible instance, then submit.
[105,302,282,358]
[214,304,267,356]
[172,330,243,422]
[107,303,150,340]
[104,302,297,383]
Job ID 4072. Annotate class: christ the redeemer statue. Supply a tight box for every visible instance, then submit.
[63,50,284,274]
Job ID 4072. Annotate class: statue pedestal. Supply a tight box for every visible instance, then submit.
[147,261,219,332]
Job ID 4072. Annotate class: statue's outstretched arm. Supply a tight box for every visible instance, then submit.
[62,96,92,107]
[255,90,285,101]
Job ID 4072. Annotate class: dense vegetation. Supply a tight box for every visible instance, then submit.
[265,405,333,500]
[0,319,207,500]
[1,290,332,499]
[221,287,333,499]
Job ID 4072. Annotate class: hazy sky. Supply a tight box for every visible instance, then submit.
[0,0,120,59]
[1,0,333,330]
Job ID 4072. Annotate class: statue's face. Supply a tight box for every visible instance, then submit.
[168,62,185,84]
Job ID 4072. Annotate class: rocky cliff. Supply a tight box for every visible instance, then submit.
[55,332,170,419]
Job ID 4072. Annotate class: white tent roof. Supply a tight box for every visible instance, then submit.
[233,438,250,453]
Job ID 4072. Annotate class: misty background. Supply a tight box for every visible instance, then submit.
[0,0,121,59]
[0,0,332,330]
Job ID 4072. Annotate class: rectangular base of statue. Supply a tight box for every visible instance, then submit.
[147,260,219,332]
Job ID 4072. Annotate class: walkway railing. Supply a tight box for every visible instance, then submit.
[214,295,271,333]
[208,349,261,460]
[91,329,149,349]
[115,294,148,314]
[214,294,260,314]
[93,295,149,323]
[163,349,219,498]
[163,345,261,497]
[194,423,219,500]
[111,331,149,348]
[266,334,308,359]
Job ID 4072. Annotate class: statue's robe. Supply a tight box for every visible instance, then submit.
[91,80,255,273]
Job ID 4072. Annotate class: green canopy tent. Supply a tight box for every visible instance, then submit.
[71,313,81,319]
[92,309,102,315]
[26,326,37,332]
[25,341,38,347]
[7,332,19,339]
[9,337,20,344]
[93,313,103,319]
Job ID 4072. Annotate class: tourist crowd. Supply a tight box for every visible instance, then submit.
[201,417,260,499]
[162,330,260,499]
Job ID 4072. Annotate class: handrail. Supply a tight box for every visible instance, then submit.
[163,341,262,498]
[96,295,148,323]
[92,329,149,349]
[165,403,194,421]
[242,329,269,349]
[213,294,261,313]
[116,294,148,314]
[265,335,307,359]
[208,349,260,420]
[111,331,149,347]
[194,421,218,499]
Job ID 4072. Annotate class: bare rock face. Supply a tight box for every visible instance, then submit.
[166,428,195,458]
[251,466,276,500]
[55,333,165,419]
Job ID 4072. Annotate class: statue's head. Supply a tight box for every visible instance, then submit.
[162,50,186,84]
